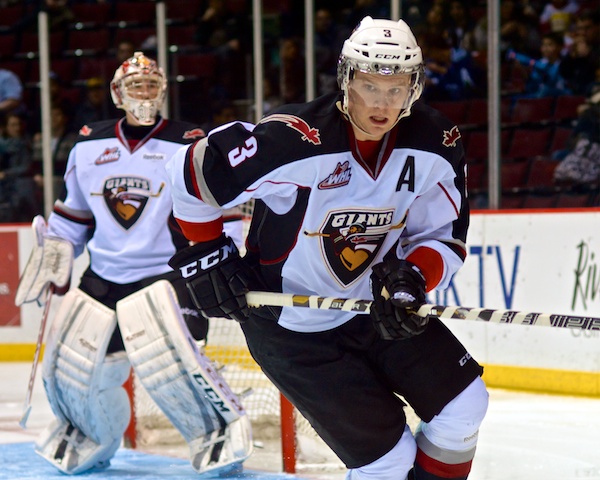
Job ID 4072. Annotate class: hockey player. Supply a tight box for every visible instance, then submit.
[166,17,489,479]
[15,52,252,475]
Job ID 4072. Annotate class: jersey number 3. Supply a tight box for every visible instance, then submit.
[228,137,258,167]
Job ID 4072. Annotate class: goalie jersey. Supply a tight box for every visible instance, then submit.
[47,117,206,284]
[167,93,469,332]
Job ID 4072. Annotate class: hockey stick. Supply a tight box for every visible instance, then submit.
[245,291,600,332]
[19,287,54,429]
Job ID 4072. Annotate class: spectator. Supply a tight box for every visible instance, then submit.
[25,71,76,134]
[507,31,571,98]
[446,0,476,50]
[0,113,39,222]
[559,9,600,95]
[553,84,600,184]
[422,34,483,101]
[32,102,78,206]
[71,77,115,130]
[0,67,25,118]
[314,8,350,96]
[15,0,75,33]
[415,3,450,45]
[343,0,390,31]
[194,0,251,99]
[115,39,135,64]
[468,0,541,57]
[539,0,579,35]
[279,36,306,104]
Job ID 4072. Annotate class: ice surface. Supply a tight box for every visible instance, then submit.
[1,363,599,480]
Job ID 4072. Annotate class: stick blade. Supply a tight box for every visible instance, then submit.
[19,405,32,430]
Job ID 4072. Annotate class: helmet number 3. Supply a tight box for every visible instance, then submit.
[383,29,392,37]
[227,136,258,167]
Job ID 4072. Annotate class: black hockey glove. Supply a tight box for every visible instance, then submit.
[370,258,429,340]
[168,235,252,323]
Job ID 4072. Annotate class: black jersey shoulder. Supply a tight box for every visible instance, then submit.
[200,94,350,205]
[154,119,205,144]
[74,119,120,143]
[395,101,465,166]
[255,92,351,158]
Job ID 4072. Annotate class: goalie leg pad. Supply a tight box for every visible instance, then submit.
[116,280,253,472]
[38,289,130,473]
[35,418,121,475]
[15,215,74,306]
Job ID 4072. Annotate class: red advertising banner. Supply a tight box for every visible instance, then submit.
[0,231,20,326]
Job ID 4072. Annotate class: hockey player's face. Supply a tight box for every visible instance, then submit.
[124,75,162,101]
[347,72,410,139]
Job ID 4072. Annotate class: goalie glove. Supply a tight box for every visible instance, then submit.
[370,258,429,340]
[168,235,252,323]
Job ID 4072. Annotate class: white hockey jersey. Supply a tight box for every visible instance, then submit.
[47,117,209,284]
[167,93,469,332]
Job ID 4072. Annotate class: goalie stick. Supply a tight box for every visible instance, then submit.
[245,291,600,332]
[19,287,54,429]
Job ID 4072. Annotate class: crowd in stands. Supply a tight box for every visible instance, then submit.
[0,0,598,221]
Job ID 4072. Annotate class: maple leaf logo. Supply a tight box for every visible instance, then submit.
[260,114,321,145]
[79,125,92,136]
[442,125,461,147]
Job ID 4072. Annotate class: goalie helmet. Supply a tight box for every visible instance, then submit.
[337,16,424,121]
[110,51,167,126]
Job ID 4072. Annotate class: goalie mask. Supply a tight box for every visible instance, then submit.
[110,52,167,126]
[337,17,424,127]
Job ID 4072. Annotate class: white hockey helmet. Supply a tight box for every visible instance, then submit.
[337,16,424,121]
[110,51,167,126]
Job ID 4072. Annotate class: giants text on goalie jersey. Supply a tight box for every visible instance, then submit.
[167,92,469,333]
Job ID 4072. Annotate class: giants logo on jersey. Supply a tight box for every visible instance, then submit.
[102,176,153,229]
[313,209,396,286]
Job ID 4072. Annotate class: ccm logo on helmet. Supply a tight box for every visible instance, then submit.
[375,54,402,59]
[179,243,237,278]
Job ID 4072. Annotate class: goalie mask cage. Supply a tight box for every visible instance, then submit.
[122,201,346,474]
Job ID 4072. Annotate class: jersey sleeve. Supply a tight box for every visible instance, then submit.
[398,153,468,291]
[46,146,93,257]
[166,142,227,242]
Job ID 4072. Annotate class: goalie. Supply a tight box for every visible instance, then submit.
[14,52,252,475]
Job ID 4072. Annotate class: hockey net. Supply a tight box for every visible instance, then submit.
[123,201,419,473]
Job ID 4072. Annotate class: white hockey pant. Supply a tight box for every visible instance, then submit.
[37,289,131,474]
[116,280,253,475]
[346,377,488,480]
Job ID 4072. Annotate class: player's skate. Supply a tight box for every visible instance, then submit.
[116,280,253,475]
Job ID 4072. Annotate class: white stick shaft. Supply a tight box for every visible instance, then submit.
[245,291,600,331]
